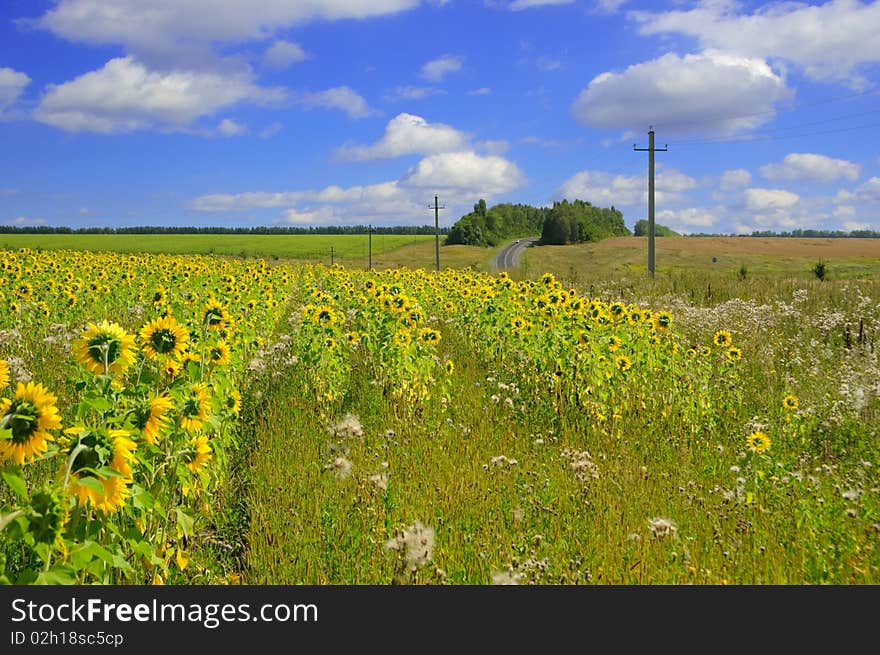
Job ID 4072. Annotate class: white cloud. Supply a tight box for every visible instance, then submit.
[834,205,856,219]
[420,55,464,82]
[468,87,492,96]
[5,216,47,226]
[335,113,469,161]
[656,207,718,232]
[744,188,800,211]
[720,169,751,190]
[595,0,628,13]
[385,86,446,101]
[262,40,308,70]
[35,1,420,64]
[842,220,872,231]
[630,0,880,87]
[843,176,880,203]
[0,67,30,114]
[297,86,374,119]
[192,151,526,225]
[33,56,284,133]
[476,139,510,156]
[401,151,525,195]
[558,166,696,206]
[259,121,283,138]
[760,153,861,183]
[217,118,247,137]
[535,56,562,71]
[571,50,792,134]
[509,0,575,9]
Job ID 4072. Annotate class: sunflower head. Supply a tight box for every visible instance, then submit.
[140,315,189,359]
[713,329,733,348]
[73,321,137,376]
[0,359,9,389]
[0,382,62,465]
[27,487,67,547]
[746,430,771,454]
[783,394,799,411]
[65,426,136,513]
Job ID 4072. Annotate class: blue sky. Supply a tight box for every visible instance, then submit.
[1,0,879,234]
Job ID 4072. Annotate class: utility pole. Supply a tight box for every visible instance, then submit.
[368,225,372,270]
[330,246,334,266]
[633,127,667,278]
[429,195,445,272]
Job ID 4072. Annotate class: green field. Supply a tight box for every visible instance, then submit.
[0,233,434,261]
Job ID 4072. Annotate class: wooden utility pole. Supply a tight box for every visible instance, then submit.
[368,225,372,270]
[428,195,445,272]
[330,246,334,266]
[633,127,667,278]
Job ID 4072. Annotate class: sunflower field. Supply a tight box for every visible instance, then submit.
[1,246,878,584]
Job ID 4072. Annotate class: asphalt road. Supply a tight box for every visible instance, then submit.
[492,237,539,272]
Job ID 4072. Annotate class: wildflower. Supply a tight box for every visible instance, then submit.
[614,354,632,371]
[0,359,8,389]
[492,570,523,585]
[653,311,672,332]
[224,389,242,415]
[203,299,230,331]
[649,517,677,540]
[608,335,622,352]
[330,413,363,439]
[725,346,742,362]
[783,394,799,411]
[418,327,442,345]
[73,321,137,376]
[444,360,455,375]
[385,521,435,572]
[746,430,771,454]
[208,341,231,367]
[140,315,189,359]
[323,456,352,479]
[0,382,63,465]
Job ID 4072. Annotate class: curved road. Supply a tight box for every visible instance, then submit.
[492,237,539,272]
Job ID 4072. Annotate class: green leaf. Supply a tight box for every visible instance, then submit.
[83,396,114,412]
[176,508,194,539]
[1,468,27,500]
[130,485,155,511]
[36,567,77,585]
[74,476,106,494]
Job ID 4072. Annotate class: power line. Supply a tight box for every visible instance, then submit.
[667,120,880,147]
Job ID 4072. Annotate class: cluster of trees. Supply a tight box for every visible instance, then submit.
[446,199,630,247]
[445,200,548,246]
[539,200,630,245]
[0,225,446,235]
[632,219,680,237]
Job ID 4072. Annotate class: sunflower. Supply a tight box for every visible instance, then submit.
[73,320,137,376]
[444,360,455,375]
[208,341,231,367]
[783,394,799,411]
[746,430,771,454]
[0,382,62,465]
[313,304,338,328]
[614,354,632,371]
[26,487,67,549]
[725,346,742,362]
[133,394,174,445]
[576,330,590,347]
[653,311,673,332]
[150,286,167,305]
[713,330,733,348]
[179,383,211,433]
[607,335,622,352]
[0,359,8,389]
[346,331,361,346]
[201,298,228,330]
[184,435,213,474]
[65,427,137,513]
[224,389,242,415]
[418,327,442,345]
[140,315,189,359]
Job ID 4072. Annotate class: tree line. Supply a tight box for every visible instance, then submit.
[0,225,447,235]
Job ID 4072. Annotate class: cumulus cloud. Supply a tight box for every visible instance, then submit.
[262,40,308,70]
[5,216,47,226]
[468,87,492,96]
[509,0,575,9]
[401,151,525,195]
[744,188,800,211]
[0,67,31,115]
[558,166,696,207]
[656,207,718,232]
[630,0,880,87]
[191,151,525,225]
[296,86,374,119]
[217,118,247,137]
[839,176,880,204]
[33,56,284,133]
[35,0,420,64]
[720,169,752,190]
[760,153,861,183]
[571,50,792,134]
[335,113,469,160]
[420,55,464,82]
